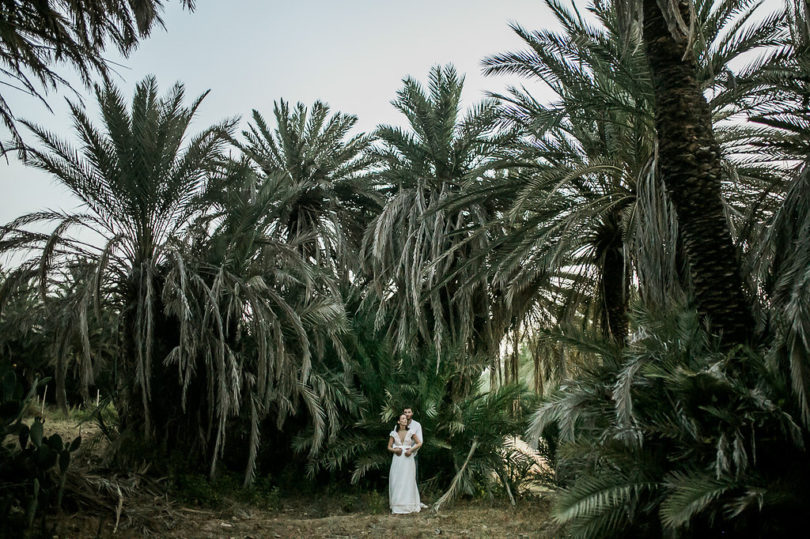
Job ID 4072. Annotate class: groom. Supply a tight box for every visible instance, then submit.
[403,406,428,508]
[403,406,422,451]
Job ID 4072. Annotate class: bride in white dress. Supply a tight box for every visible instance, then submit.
[387,413,422,514]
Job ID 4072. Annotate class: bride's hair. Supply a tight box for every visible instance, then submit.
[395,414,409,431]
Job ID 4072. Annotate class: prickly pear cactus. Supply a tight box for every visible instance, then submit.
[0,363,81,532]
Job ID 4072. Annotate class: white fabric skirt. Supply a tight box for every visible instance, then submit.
[389,453,421,514]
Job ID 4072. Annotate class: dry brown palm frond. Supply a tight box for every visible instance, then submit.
[62,468,179,535]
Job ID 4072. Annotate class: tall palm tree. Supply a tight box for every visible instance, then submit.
[636,0,763,344]
[0,76,233,447]
[507,2,810,535]
[238,100,379,281]
[364,65,515,366]
[481,0,786,346]
[169,159,351,484]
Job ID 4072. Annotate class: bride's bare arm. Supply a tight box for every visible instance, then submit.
[388,436,402,455]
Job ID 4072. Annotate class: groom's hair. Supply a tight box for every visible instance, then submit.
[403,406,413,412]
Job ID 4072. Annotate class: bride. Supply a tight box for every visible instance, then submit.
[387,413,422,514]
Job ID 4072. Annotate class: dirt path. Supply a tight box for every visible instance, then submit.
[194,503,552,538]
[56,501,555,538]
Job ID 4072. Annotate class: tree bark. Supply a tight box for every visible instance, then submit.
[600,209,629,344]
[54,350,68,416]
[642,0,754,345]
[602,244,629,344]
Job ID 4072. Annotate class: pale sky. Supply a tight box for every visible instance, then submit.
[1,0,557,226]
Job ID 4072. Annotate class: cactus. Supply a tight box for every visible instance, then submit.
[0,363,81,533]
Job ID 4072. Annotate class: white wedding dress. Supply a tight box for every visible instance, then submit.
[388,429,421,514]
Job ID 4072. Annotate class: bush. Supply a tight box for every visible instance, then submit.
[300,319,541,506]
[171,471,281,510]
[0,365,81,534]
[531,306,810,538]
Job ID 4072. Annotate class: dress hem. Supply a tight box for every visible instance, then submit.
[390,504,421,514]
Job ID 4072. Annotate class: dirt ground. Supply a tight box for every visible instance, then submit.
[53,499,556,538]
[31,410,556,538]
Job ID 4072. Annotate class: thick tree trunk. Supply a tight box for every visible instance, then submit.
[54,349,68,415]
[116,295,203,466]
[602,245,629,344]
[600,209,629,344]
[642,0,754,345]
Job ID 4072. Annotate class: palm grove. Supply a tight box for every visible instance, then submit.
[1,0,809,535]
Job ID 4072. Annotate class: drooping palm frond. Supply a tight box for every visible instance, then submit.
[363,64,515,363]
[659,469,735,529]
[239,100,380,281]
[529,302,810,536]
[1,76,233,447]
[554,470,660,539]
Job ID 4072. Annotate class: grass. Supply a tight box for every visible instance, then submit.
[53,496,556,538]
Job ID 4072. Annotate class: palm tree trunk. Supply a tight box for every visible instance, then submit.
[533,348,544,394]
[599,208,629,344]
[55,350,68,415]
[510,323,520,383]
[642,0,754,345]
[602,240,629,344]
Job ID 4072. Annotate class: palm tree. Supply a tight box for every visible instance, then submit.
[504,2,810,535]
[169,159,351,484]
[363,64,515,365]
[0,76,233,448]
[238,100,379,280]
[0,0,195,156]
[481,0,786,346]
[481,0,659,345]
[636,0,762,344]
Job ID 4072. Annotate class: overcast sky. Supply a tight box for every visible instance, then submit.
[1,0,559,226]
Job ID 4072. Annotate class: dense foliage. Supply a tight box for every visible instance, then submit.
[1,0,809,536]
[0,364,80,533]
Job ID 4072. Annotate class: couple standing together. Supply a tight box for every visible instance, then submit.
[387,407,425,514]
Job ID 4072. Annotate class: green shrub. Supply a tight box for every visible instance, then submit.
[242,477,281,510]
[532,306,810,537]
[172,473,235,508]
[0,365,81,534]
[172,471,282,510]
[363,490,388,514]
[300,321,541,506]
